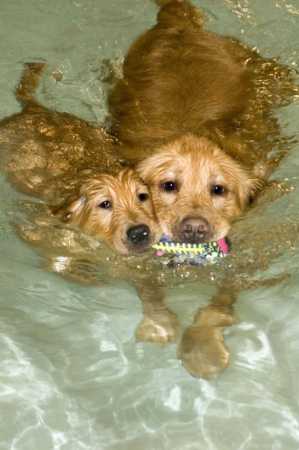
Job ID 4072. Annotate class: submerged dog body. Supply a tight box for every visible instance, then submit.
[1,64,160,255]
[109,0,252,150]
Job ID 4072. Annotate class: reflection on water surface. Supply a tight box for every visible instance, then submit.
[1,0,299,449]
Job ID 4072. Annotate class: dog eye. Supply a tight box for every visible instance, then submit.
[160,181,178,192]
[138,193,149,202]
[248,195,254,205]
[211,184,226,196]
[98,200,112,209]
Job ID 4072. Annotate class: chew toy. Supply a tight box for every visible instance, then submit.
[152,236,229,265]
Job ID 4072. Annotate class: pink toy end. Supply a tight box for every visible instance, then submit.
[217,238,229,254]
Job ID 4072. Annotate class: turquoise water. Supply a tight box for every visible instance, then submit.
[1,1,299,449]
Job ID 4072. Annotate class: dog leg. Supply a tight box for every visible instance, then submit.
[178,288,237,378]
[135,280,180,344]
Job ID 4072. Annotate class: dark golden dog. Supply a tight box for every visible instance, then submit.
[106,0,297,378]
[109,0,294,245]
[1,63,160,255]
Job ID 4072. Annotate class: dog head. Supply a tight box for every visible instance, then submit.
[137,134,260,243]
[54,168,160,255]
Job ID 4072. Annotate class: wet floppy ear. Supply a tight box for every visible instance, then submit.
[52,195,86,223]
[239,176,264,208]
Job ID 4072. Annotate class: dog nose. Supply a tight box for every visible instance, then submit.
[127,224,150,246]
[179,216,211,243]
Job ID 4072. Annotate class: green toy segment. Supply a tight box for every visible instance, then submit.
[152,241,221,255]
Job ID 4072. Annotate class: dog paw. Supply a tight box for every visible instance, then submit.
[136,311,179,344]
[178,326,230,379]
[194,304,236,328]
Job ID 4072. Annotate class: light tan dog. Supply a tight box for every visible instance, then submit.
[1,63,160,256]
[55,169,159,255]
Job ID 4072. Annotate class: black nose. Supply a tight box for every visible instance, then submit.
[179,216,211,243]
[127,224,150,246]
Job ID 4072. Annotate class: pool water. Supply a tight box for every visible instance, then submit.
[1,1,299,449]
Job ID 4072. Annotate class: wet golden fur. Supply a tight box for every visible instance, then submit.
[97,0,297,378]
[138,134,260,241]
[1,63,160,255]
[55,169,159,255]
[109,0,295,242]
[109,0,252,150]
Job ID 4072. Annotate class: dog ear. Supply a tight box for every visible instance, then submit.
[245,162,269,206]
[240,176,264,208]
[52,195,86,223]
